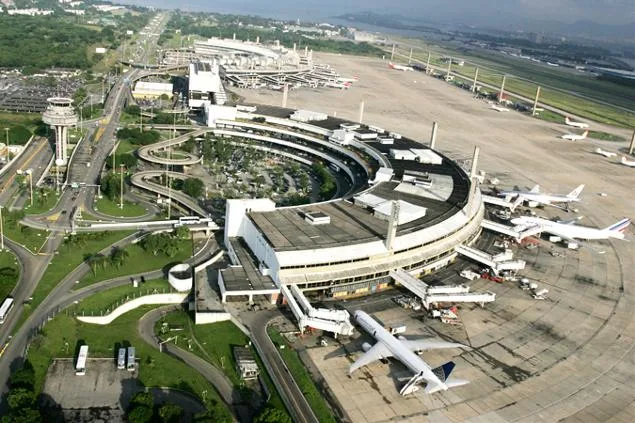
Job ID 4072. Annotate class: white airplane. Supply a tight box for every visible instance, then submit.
[337,76,358,84]
[388,62,414,72]
[595,148,617,158]
[499,184,584,211]
[622,156,635,167]
[349,310,469,395]
[324,81,351,90]
[565,116,590,129]
[490,104,510,112]
[511,216,630,246]
[561,130,589,141]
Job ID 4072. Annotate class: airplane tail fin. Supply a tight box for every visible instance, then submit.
[582,130,589,138]
[424,361,469,394]
[605,218,630,235]
[567,184,585,199]
[431,361,455,383]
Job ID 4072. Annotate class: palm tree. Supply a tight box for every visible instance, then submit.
[110,247,129,269]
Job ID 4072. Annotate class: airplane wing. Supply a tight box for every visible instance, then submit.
[349,342,392,373]
[557,216,583,225]
[401,339,468,352]
[529,185,540,193]
[544,228,606,254]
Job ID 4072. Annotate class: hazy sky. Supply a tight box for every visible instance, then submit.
[121,0,635,25]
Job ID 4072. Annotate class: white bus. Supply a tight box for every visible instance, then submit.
[127,347,136,372]
[0,297,14,324]
[178,216,200,225]
[117,348,126,370]
[76,345,88,376]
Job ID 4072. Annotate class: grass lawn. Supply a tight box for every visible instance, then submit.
[75,238,192,288]
[588,131,626,142]
[0,250,20,299]
[3,222,50,254]
[23,190,60,216]
[268,328,336,423]
[533,109,565,124]
[156,311,291,419]
[403,44,635,128]
[27,231,136,313]
[94,196,148,218]
[26,305,231,422]
[72,278,170,315]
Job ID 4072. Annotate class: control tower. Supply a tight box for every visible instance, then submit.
[42,97,78,166]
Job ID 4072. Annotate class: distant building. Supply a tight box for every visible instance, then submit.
[233,347,259,380]
[188,61,224,109]
[132,81,173,99]
[6,8,54,16]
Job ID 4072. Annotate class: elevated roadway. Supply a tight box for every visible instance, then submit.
[130,170,209,217]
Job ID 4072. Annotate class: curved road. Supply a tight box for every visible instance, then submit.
[246,310,319,423]
[130,170,209,217]
[137,306,247,422]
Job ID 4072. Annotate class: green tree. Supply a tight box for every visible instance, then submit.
[158,403,184,423]
[175,225,189,240]
[182,178,204,198]
[124,105,141,116]
[110,247,129,269]
[9,362,35,390]
[1,408,42,423]
[127,405,153,423]
[254,405,292,423]
[6,388,35,410]
[130,391,154,409]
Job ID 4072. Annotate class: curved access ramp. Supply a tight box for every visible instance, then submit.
[137,129,208,166]
[130,170,209,217]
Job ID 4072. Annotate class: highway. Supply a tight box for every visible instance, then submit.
[0,137,53,206]
[0,12,171,399]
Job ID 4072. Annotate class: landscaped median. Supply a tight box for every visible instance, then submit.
[156,310,292,422]
[94,196,148,218]
[267,327,337,423]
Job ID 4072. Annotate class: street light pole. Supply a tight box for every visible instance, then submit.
[4,128,9,162]
[120,164,124,209]
[26,169,33,207]
[0,205,4,251]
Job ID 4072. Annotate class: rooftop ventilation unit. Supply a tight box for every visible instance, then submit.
[304,211,331,225]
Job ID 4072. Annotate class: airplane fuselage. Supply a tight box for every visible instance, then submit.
[501,191,578,205]
[355,311,442,386]
[512,217,625,240]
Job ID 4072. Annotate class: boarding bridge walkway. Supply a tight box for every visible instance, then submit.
[455,245,526,274]
[422,292,496,310]
[390,268,497,309]
[482,195,523,210]
[390,268,429,299]
[481,219,544,240]
[282,285,354,337]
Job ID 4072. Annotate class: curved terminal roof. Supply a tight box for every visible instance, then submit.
[245,106,472,251]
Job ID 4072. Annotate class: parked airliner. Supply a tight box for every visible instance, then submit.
[499,184,584,211]
[349,310,469,395]
[561,130,589,141]
[388,62,414,71]
[511,216,630,244]
[595,148,617,158]
[565,116,590,129]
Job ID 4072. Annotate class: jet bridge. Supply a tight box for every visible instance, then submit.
[390,268,496,309]
[455,245,526,274]
[482,195,523,210]
[481,219,543,240]
[281,285,354,337]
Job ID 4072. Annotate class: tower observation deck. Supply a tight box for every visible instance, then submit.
[42,97,78,166]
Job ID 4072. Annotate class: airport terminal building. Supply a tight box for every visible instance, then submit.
[218,108,484,301]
